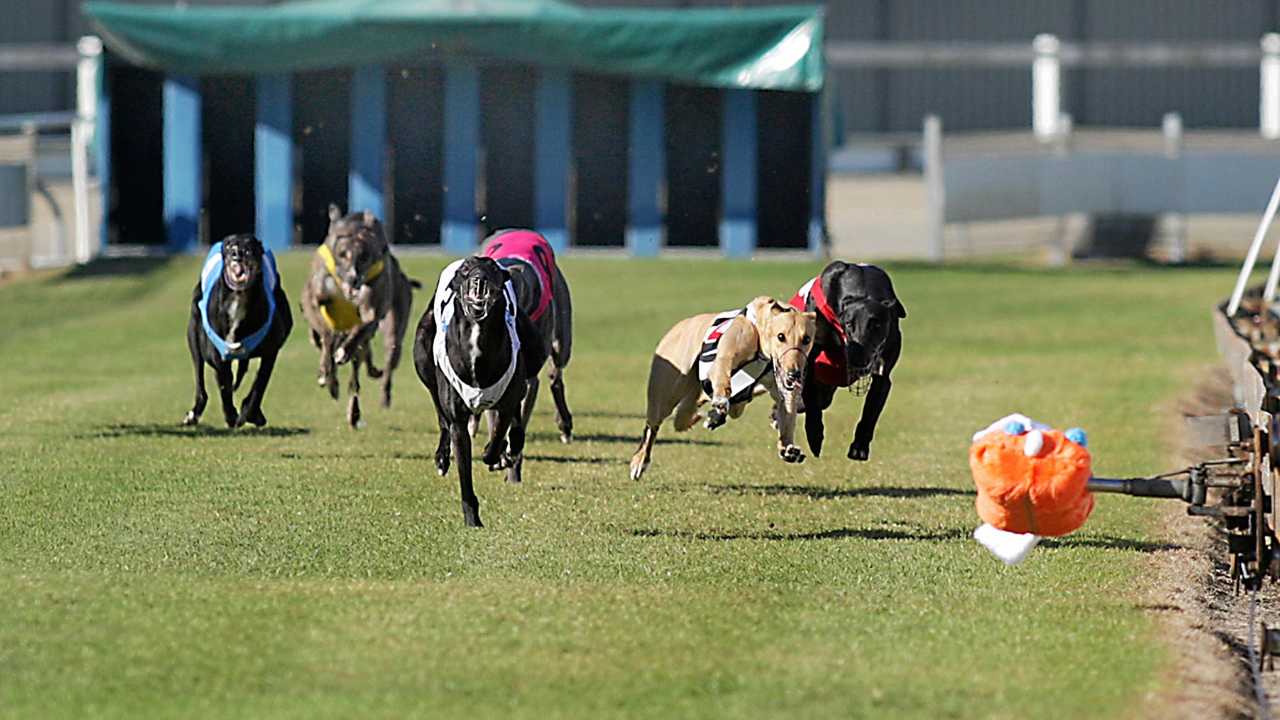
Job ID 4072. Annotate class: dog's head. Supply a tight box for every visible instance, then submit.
[821,262,905,377]
[220,234,264,292]
[750,296,816,414]
[450,256,511,323]
[324,204,388,301]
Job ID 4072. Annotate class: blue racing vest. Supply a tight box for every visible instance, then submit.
[197,242,279,360]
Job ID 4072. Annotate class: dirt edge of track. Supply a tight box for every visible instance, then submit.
[1143,366,1259,720]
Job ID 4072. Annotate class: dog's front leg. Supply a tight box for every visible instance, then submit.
[849,374,892,461]
[184,325,208,426]
[317,332,339,400]
[504,408,526,485]
[236,350,278,428]
[214,361,238,428]
[334,321,378,366]
[451,419,482,527]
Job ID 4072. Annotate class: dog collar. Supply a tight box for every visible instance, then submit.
[797,276,846,343]
[431,259,522,413]
[198,242,279,360]
[318,243,384,285]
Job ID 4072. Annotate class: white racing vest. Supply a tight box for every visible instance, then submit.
[697,306,770,405]
[432,259,521,414]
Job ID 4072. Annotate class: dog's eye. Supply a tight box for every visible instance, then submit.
[776,333,786,342]
[801,335,810,344]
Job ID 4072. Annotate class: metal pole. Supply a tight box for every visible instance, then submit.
[1262,34,1280,140]
[923,114,944,262]
[1229,174,1280,314]
[1033,34,1061,141]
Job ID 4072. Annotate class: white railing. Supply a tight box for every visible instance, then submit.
[827,34,1280,141]
[0,38,100,270]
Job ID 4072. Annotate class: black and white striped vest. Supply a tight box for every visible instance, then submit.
[697,307,770,405]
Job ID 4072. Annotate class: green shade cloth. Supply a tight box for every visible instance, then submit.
[83,0,823,91]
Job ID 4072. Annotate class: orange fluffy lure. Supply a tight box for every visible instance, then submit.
[968,415,1095,563]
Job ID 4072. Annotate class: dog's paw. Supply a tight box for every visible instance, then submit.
[847,443,869,461]
[779,445,806,464]
[704,408,727,431]
[182,411,199,427]
[629,455,648,481]
[333,346,349,365]
[435,454,451,477]
[240,407,267,428]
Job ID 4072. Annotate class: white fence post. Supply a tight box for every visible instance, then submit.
[1262,34,1280,140]
[1033,34,1061,141]
[72,36,101,264]
[1162,112,1186,263]
[923,114,944,262]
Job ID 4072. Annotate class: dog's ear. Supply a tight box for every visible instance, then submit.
[362,209,377,226]
[890,298,906,319]
[328,204,342,223]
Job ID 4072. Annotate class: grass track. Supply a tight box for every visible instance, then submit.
[0,255,1240,718]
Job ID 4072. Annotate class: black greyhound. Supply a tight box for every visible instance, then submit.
[184,234,293,428]
[788,261,905,461]
[413,256,547,527]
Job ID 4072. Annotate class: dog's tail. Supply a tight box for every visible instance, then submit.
[233,359,249,391]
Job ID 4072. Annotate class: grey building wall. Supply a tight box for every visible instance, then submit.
[6,0,1279,132]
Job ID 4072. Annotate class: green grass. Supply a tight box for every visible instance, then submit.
[0,254,1241,718]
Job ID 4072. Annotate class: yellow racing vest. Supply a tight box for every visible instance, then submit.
[317,244,384,332]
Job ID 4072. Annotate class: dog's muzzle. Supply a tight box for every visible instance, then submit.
[461,276,492,321]
[774,346,808,399]
[223,261,253,291]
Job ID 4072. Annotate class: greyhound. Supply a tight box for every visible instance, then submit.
[629,296,817,481]
[183,234,293,428]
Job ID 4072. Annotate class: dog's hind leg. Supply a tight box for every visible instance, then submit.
[236,351,278,428]
[520,373,540,436]
[183,331,207,426]
[547,362,572,444]
[672,392,702,432]
[504,412,526,485]
[378,296,410,408]
[629,423,659,481]
[482,411,513,473]
[233,359,249,392]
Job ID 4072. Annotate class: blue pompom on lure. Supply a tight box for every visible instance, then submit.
[1065,427,1088,447]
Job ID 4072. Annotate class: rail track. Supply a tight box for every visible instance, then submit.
[1099,294,1280,717]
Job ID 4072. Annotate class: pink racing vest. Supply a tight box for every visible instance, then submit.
[481,230,557,322]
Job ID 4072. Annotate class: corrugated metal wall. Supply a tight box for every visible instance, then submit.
[7,0,1279,130]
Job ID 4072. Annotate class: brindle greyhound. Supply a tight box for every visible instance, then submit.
[788,261,905,462]
[184,234,293,428]
[299,205,419,427]
[480,229,574,443]
[414,256,547,527]
[629,296,816,481]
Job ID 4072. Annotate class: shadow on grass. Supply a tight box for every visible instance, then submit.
[630,525,969,542]
[529,431,721,447]
[572,410,648,421]
[526,454,625,465]
[55,256,173,282]
[86,423,310,439]
[1040,536,1181,553]
[710,483,974,500]
[279,450,431,461]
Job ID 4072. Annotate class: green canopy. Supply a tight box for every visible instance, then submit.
[83,0,824,92]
